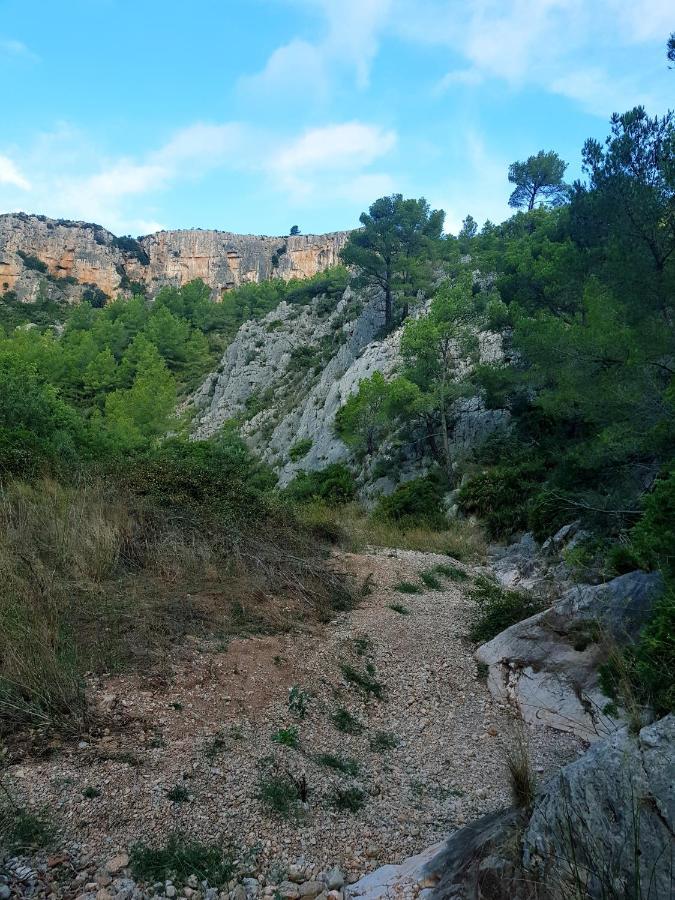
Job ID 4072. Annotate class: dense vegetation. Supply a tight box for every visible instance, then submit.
[0,270,353,738]
[337,103,674,714]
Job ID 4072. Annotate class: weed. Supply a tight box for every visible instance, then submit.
[0,805,54,851]
[353,635,373,656]
[394,581,422,594]
[389,603,410,615]
[476,662,489,681]
[432,563,468,581]
[369,731,399,752]
[288,685,310,718]
[331,707,364,735]
[130,833,235,886]
[505,732,536,809]
[204,732,228,760]
[230,724,244,741]
[169,701,183,710]
[468,576,545,643]
[331,787,366,812]
[420,570,442,590]
[257,774,304,818]
[166,784,190,803]
[360,573,376,597]
[82,786,101,799]
[315,753,359,776]
[340,663,384,699]
[271,727,300,749]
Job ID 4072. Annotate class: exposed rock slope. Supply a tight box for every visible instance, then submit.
[0,212,348,302]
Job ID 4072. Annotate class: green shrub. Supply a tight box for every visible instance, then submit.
[17,250,48,273]
[288,685,310,718]
[394,581,421,594]
[433,563,468,581]
[130,833,234,886]
[389,603,410,615]
[285,464,357,505]
[458,461,547,539]
[331,706,364,734]
[468,576,545,643]
[271,726,299,748]
[166,784,190,803]
[420,569,442,589]
[369,731,399,752]
[631,471,675,580]
[289,438,313,462]
[0,805,54,851]
[374,476,448,530]
[340,662,384,698]
[315,753,359,775]
[331,786,366,812]
[257,773,303,818]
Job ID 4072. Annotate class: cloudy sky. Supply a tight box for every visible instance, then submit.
[0,0,672,236]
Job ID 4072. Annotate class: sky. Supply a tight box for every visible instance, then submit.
[0,0,672,238]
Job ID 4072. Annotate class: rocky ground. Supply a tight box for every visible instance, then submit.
[1,549,584,899]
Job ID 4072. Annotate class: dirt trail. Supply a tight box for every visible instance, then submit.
[5,549,583,887]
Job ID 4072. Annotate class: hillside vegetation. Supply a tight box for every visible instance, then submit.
[0,101,673,742]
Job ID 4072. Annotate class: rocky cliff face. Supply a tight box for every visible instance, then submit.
[0,212,349,303]
[189,282,507,496]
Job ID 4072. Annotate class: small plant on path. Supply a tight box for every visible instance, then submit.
[389,602,410,615]
[340,662,384,699]
[315,753,359,776]
[369,731,399,752]
[331,786,366,812]
[272,726,300,749]
[394,581,422,594]
[331,706,364,734]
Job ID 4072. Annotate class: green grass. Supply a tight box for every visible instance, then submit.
[257,773,304,819]
[340,663,384,699]
[369,731,399,752]
[394,581,422,594]
[389,603,410,615]
[331,706,364,735]
[420,570,443,590]
[166,784,190,803]
[272,726,300,749]
[288,685,310,718]
[0,805,55,851]
[82,786,101,799]
[468,576,545,643]
[331,786,366,812]
[353,635,373,655]
[430,563,468,581]
[315,753,360,776]
[130,833,235,886]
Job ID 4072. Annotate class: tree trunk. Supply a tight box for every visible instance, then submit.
[384,284,392,329]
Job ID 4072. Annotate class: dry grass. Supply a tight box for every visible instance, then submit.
[298,501,486,562]
[0,477,353,738]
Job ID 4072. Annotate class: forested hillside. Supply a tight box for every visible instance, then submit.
[0,88,673,900]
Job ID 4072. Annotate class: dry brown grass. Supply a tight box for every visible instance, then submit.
[0,477,353,738]
[298,501,487,562]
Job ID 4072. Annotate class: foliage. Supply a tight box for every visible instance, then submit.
[289,438,313,462]
[315,753,359,775]
[17,250,48,273]
[257,773,303,818]
[468,576,546,643]
[331,706,364,734]
[389,602,410,615]
[129,833,234,886]
[271,726,300,748]
[374,475,448,529]
[335,371,391,456]
[340,662,384,698]
[507,150,569,210]
[285,463,357,505]
[394,581,422,594]
[340,194,444,327]
[0,805,54,851]
[369,731,399,752]
[457,459,548,539]
[331,786,366,812]
[288,684,311,718]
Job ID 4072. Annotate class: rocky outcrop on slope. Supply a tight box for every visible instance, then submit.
[424,715,674,900]
[0,213,348,303]
[476,570,664,741]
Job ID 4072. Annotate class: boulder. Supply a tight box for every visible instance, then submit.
[522,715,675,899]
[476,571,663,740]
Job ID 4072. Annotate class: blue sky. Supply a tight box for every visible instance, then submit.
[0,0,672,237]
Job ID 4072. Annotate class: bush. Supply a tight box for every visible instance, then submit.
[289,438,313,462]
[130,834,234,886]
[458,460,547,539]
[285,463,357,505]
[257,773,303,818]
[468,576,545,643]
[374,475,447,530]
[17,250,48,273]
[631,470,675,580]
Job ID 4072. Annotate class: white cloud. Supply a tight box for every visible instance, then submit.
[269,121,397,202]
[0,155,30,190]
[239,0,392,99]
[0,38,38,61]
[0,118,396,233]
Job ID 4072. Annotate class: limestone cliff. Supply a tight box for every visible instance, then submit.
[0,212,349,303]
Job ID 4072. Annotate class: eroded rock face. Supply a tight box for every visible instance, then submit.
[0,213,349,302]
[522,715,675,899]
[476,571,664,741]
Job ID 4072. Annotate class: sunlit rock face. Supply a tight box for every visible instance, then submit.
[0,212,349,302]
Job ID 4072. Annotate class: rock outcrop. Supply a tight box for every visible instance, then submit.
[476,570,664,740]
[0,213,349,303]
[424,715,674,900]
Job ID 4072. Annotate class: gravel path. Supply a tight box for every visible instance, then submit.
[2,549,584,897]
